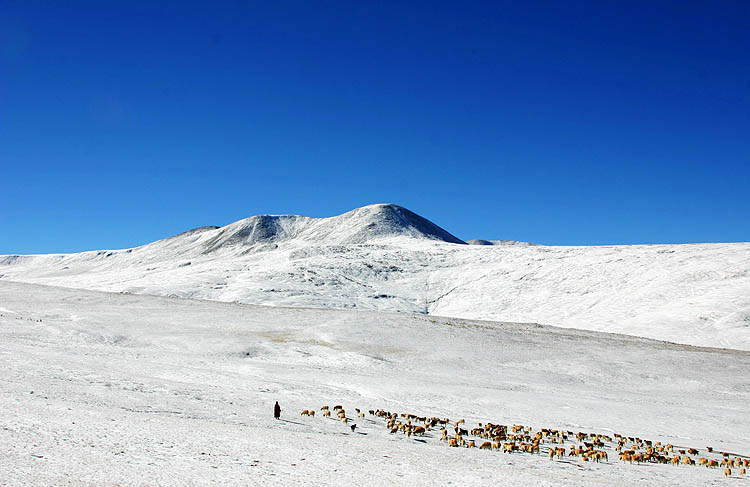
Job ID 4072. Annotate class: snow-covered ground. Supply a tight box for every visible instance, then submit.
[2,204,749,350]
[1,281,748,485]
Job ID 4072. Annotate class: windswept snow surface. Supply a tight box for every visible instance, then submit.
[2,204,749,350]
[1,281,749,486]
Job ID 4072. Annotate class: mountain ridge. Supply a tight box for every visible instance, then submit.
[1,204,749,352]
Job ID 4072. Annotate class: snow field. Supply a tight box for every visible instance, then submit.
[1,281,749,485]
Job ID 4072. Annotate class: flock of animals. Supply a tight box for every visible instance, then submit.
[300,405,748,479]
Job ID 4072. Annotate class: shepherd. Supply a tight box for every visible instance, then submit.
[274,401,281,420]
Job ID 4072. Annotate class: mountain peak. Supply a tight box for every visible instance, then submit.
[344,204,465,244]
[197,204,465,252]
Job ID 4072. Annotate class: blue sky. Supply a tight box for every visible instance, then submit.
[1,1,749,253]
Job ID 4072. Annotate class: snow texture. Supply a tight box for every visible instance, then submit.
[1,281,748,486]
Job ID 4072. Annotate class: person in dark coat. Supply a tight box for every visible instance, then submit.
[274,401,281,419]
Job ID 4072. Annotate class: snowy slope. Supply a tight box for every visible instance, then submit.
[2,204,749,350]
[1,281,748,486]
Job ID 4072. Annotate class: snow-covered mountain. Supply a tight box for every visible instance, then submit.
[2,203,750,350]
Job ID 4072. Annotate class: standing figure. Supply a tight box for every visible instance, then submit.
[274,401,281,420]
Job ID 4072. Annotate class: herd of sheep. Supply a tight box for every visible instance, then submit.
[300,405,748,478]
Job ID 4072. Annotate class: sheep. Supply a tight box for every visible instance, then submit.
[479,441,492,450]
[725,468,732,477]
[322,410,331,417]
[449,438,459,447]
[300,410,309,416]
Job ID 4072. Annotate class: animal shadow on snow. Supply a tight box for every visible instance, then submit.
[280,419,305,426]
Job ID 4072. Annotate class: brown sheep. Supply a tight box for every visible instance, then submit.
[322,410,331,417]
[301,409,309,416]
[725,468,732,477]
[449,438,459,447]
[479,441,492,450]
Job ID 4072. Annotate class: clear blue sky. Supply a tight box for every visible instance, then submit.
[1,1,748,253]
